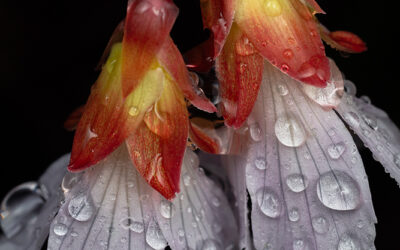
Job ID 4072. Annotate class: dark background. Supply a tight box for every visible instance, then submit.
[1,0,399,249]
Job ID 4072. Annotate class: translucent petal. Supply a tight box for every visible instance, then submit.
[239,61,376,249]
[336,93,400,186]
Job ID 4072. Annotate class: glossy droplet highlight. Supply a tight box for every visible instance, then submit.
[128,106,139,116]
[249,123,262,142]
[275,115,307,147]
[317,171,360,211]
[160,200,175,219]
[288,208,300,222]
[68,193,93,222]
[53,223,68,236]
[120,217,144,233]
[276,84,288,96]
[256,188,281,218]
[146,219,167,250]
[281,64,290,73]
[286,174,308,192]
[264,0,282,17]
[344,112,360,128]
[312,216,329,234]
[254,157,267,170]
[327,142,346,160]
[200,239,221,250]
[394,154,400,169]
[337,234,361,250]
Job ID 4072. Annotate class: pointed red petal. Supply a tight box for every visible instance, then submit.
[188,118,220,154]
[96,21,124,70]
[319,24,367,53]
[158,38,217,113]
[216,24,264,128]
[122,0,178,97]
[183,38,215,72]
[199,0,235,58]
[235,0,330,87]
[126,77,189,200]
[64,105,85,131]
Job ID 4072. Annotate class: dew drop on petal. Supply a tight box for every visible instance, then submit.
[344,80,357,96]
[62,172,82,193]
[146,219,167,250]
[343,112,360,128]
[312,216,329,234]
[68,194,93,222]
[394,154,400,169]
[275,115,307,147]
[283,49,294,59]
[280,64,290,73]
[129,106,139,116]
[160,200,175,219]
[249,123,262,142]
[361,114,378,131]
[256,188,281,218]
[276,84,288,96]
[264,0,282,16]
[254,157,267,170]
[53,223,68,236]
[317,171,360,211]
[337,234,361,250]
[200,239,221,250]
[130,221,145,233]
[288,208,300,222]
[327,142,346,160]
[286,174,308,192]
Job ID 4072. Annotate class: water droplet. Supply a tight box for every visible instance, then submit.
[281,64,290,73]
[288,208,300,222]
[344,112,360,128]
[68,194,93,222]
[53,223,68,236]
[292,239,305,250]
[312,216,329,234]
[256,188,281,218]
[239,63,248,74]
[120,217,144,233]
[361,114,378,131]
[146,219,167,250]
[236,36,256,56]
[160,200,175,219]
[212,197,221,207]
[276,84,289,96]
[286,174,308,192]
[304,151,311,160]
[317,171,360,211]
[249,123,262,142]
[134,1,151,14]
[283,49,294,59]
[327,142,346,160]
[337,234,361,250]
[62,172,82,193]
[310,30,318,37]
[140,194,149,201]
[298,62,316,79]
[254,157,267,170]
[129,106,139,116]
[394,154,400,169]
[344,80,357,96]
[120,237,127,243]
[200,239,221,250]
[70,231,78,237]
[275,114,307,147]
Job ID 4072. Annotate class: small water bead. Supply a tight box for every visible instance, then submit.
[292,239,312,250]
[131,221,145,233]
[337,234,361,250]
[183,173,191,186]
[361,114,378,131]
[312,216,329,234]
[70,231,78,237]
[288,208,300,222]
[249,123,262,142]
[146,219,167,250]
[275,114,307,148]
[212,197,221,207]
[286,174,308,192]
[120,237,127,243]
[327,142,346,160]
[256,188,282,218]
[281,64,290,73]
[344,80,357,96]
[200,239,221,250]
[128,106,139,116]
[394,154,400,169]
[304,151,312,160]
[160,200,175,219]
[53,223,68,236]
[254,157,267,170]
[276,84,289,96]
[317,171,360,211]
[283,49,294,59]
[264,0,282,17]
[62,172,82,193]
[68,194,93,222]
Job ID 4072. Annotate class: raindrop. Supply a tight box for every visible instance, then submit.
[68,194,93,222]
[70,231,78,237]
[286,174,308,192]
[361,114,378,131]
[394,154,400,169]
[146,219,167,250]
[337,234,361,250]
[249,123,262,142]
[275,114,307,147]
[53,223,68,236]
[344,112,360,128]
[288,208,300,222]
[283,49,294,59]
[312,216,329,234]
[183,173,191,186]
[160,200,175,219]
[254,157,267,170]
[131,221,145,233]
[276,84,288,96]
[256,188,281,218]
[327,142,346,160]
[317,171,360,211]
[212,197,221,207]
[281,64,290,73]
[200,239,221,250]
[129,106,139,116]
[304,151,311,160]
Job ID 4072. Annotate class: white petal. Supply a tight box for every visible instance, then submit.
[241,61,376,250]
[48,147,236,250]
[336,92,400,186]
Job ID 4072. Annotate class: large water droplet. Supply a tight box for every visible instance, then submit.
[275,114,307,147]
[317,171,360,211]
[276,84,289,96]
[327,142,346,160]
[62,172,82,193]
[344,112,360,128]
[146,219,167,250]
[199,239,221,250]
[235,36,256,56]
[293,239,313,250]
[120,217,144,233]
[286,174,308,192]
[53,223,68,236]
[283,49,294,59]
[337,234,361,250]
[68,194,93,222]
[288,208,300,222]
[264,0,282,17]
[183,173,191,186]
[256,188,281,218]
[281,64,290,73]
[312,216,329,234]
[249,123,262,142]
[361,114,378,131]
[160,200,175,219]
[129,106,139,116]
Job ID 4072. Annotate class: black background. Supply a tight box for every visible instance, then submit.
[1,0,399,249]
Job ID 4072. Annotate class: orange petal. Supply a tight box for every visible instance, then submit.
[188,118,220,154]
[199,0,235,58]
[304,0,325,14]
[319,24,367,53]
[216,24,264,128]
[64,105,85,131]
[235,0,330,87]
[158,38,217,113]
[122,0,178,97]
[126,76,189,200]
